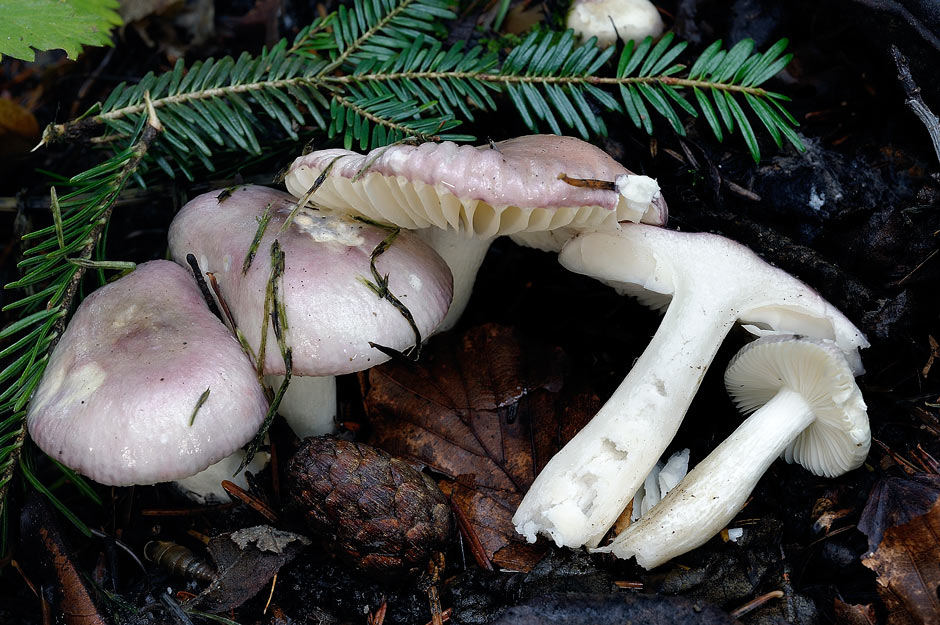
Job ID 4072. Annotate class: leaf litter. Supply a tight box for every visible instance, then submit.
[363,323,599,572]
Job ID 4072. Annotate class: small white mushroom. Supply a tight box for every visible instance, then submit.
[512,224,868,549]
[567,0,664,48]
[598,335,870,568]
[284,135,667,331]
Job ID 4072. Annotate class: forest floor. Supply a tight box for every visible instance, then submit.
[0,0,938,624]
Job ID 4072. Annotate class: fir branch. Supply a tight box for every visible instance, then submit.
[0,95,162,524]
[334,31,804,161]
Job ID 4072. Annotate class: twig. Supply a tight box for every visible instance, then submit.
[449,495,493,571]
[891,45,940,166]
[139,504,235,516]
[730,590,784,619]
[221,480,279,523]
[186,254,224,320]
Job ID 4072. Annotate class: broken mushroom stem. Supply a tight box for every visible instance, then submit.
[598,336,869,569]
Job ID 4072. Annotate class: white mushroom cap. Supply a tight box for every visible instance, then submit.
[168,185,453,377]
[27,261,269,486]
[725,335,870,477]
[284,135,667,237]
[567,0,665,48]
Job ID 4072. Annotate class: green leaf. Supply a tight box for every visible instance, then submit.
[694,87,723,142]
[744,92,782,147]
[725,91,760,162]
[639,32,674,77]
[688,40,723,80]
[0,0,121,62]
[637,83,683,135]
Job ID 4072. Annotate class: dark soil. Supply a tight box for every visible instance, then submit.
[1,0,938,624]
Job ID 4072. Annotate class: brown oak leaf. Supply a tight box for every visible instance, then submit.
[860,474,940,625]
[362,324,598,572]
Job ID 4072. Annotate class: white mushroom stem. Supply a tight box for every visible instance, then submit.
[514,297,735,547]
[511,225,868,549]
[174,449,271,505]
[264,375,337,438]
[598,388,814,568]
[415,229,495,332]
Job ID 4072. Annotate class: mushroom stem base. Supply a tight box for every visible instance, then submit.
[264,375,337,439]
[600,387,814,568]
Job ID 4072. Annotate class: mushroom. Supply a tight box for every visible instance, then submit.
[566,0,665,48]
[168,185,453,438]
[284,135,667,331]
[598,335,870,568]
[512,224,868,548]
[27,260,269,487]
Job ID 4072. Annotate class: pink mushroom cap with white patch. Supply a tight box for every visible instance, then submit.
[26,260,269,486]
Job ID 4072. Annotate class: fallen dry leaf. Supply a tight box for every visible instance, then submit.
[833,598,878,625]
[19,494,109,625]
[860,475,940,625]
[0,97,40,157]
[363,324,598,572]
[188,526,310,613]
[858,474,940,552]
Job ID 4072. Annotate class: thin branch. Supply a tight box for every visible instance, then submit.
[316,0,424,76]
[332,94,438,139]
[42,77,323,146]
[330,71,771,95]
[891,45,940,166]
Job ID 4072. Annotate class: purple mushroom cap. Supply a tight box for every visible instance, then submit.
[26,260,269,486]
[285,135,668,236]
[168,185,454,377]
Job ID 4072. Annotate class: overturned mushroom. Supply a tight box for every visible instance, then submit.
[599,335,870,568]
[284,135,667,330]
[27,261,269,487]
[168,185,453,438]
[512,224,868,548]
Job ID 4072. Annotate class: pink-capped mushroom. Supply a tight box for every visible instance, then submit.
[284,135,667,330]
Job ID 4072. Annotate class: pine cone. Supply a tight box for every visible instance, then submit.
[287,436,452,576]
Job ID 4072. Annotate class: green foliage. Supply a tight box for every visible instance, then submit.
[2,0,806,533]
[0,0,121,62]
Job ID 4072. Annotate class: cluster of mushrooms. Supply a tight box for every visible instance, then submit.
[25,133,871,570]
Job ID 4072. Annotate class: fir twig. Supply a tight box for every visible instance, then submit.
[354,217,423,361]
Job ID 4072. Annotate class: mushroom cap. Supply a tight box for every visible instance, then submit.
[567,0,665,48]
[284,135,667,238]
[724,335,871,478]
[26,260,269,486]
[168,185,453,377]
